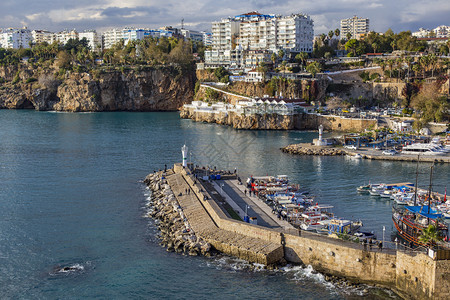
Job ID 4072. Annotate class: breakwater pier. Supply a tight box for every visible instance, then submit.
[145,163,450,299]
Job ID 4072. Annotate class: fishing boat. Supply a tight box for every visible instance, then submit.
[356,184,371,193]
[319,218,363,235]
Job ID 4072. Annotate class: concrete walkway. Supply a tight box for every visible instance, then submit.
[213,180,281,229]
[226,179,296,231]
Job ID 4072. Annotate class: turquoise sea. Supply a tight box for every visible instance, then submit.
[0,110,448,299]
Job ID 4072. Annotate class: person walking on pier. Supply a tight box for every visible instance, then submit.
[378,241,383,251]
[244,189,247,196]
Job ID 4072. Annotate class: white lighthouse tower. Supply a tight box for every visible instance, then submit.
[181,144,188,167]
[314,124,327,146]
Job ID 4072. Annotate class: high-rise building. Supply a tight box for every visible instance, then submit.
[31,30,55,45]
[0,28,33,49]
[79,30,102,51]
[103,28,123,49]
[55,30,78,45]
[340,16,369,40]
[205,11,314,68]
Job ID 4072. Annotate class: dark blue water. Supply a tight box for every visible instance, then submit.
[0,110,447,299]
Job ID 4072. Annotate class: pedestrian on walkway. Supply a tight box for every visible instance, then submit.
[244,189,247,195]
[378,241,383,251]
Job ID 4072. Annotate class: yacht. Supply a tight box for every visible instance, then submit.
[401,143,447,156]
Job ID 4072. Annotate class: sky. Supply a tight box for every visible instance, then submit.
[1,0,449,35]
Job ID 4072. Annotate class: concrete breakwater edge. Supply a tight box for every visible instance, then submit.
[281,143,349,156]
[282,143,450,163]
[144,164,450,299]
[144,172,212,256]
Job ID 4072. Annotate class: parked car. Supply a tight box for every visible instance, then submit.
[382,150,397,156]
[344,145,357,150]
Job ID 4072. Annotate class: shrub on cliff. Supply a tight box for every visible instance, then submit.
[11,71,20,84]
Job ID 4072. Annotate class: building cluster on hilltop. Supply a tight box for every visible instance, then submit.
[412,25,450,38]
[0,26,212,51]
[203,11,314,70]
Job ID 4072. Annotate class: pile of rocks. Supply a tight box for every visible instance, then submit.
[144,172,212,256]
[281,144,348,156]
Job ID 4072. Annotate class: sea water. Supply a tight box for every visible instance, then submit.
[0,110,447,299]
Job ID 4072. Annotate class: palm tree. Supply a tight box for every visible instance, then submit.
[404,56,413,79]
[278,49,285,60]
[371,42,378,54]
[320,33,326,45]
[306,61,321,78]
[328,31,334,43]
[295,52,308,69]
[419,225,442,246]
[271,53,277,66]
[387,59,394,78]
[346,32,352,40]
[334,28,340,39]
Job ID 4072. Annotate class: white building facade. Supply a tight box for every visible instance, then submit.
[31,30,55,45]
[205,11,314,68]
[79,30,101,51]
[340,16,369,40]
[103,28,123,49]
[0,28,33,49]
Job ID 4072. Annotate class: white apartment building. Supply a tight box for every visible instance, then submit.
[412,25,450,38]
[205,11,314,68]
[275,14,314,53]
[412,28,431,38]
[202,31,212,46]
[181,29,204,42]
[433,25,450,38]
[79,30,101,51]
[0,28,33,49]
[55,30,78,45]
[31,30,55,45]
[103,28,123,49]
[340,16,369,40]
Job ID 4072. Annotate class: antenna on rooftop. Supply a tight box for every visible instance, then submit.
[181,18,185,29]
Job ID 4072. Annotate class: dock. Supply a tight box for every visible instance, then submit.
[145,162,450,300]
[162,166,284,265]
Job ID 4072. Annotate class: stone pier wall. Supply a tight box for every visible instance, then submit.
[294,113,378,132]
[171,164,448,299]
[283,233,397,286]
[180,107,377,132]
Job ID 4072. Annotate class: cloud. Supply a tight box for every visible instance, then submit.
[1,0,449,34]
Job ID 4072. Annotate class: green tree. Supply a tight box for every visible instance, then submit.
[306,61,322,78]
[345,39,358,56]
[411,82,449,125]
[419,225,442,245]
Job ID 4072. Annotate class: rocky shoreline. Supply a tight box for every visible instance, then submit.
[144,172,212,256]
[281,143,349,156]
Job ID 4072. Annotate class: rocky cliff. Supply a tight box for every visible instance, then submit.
[0,65,195,111]
[180,107,294,130]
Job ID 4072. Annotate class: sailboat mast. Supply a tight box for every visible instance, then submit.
[427,163,434,224]
[414,155,419,206]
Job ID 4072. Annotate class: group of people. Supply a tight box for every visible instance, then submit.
[362,238,383,251]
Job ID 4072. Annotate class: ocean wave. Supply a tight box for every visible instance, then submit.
[49,261,92,277]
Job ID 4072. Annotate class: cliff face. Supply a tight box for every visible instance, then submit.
[180,107,294,130]
[0,65,195,111]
